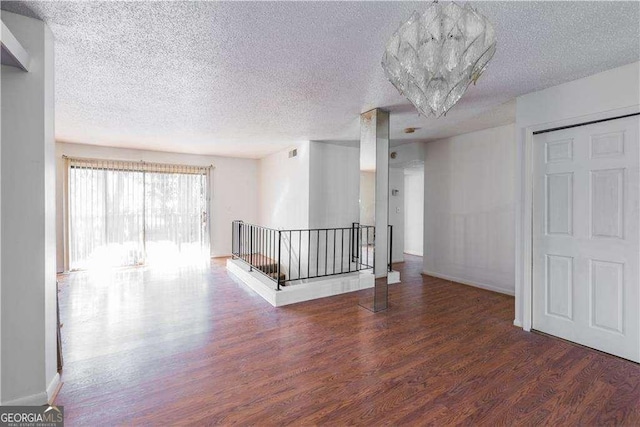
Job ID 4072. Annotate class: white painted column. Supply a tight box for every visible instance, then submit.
[1,11,58,405]
[0,23,3,406]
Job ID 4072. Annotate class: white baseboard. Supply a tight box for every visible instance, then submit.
[47,373,61,403]
[513,318,523,328]
[227,259,374,306]
[422,270,515,296]
[3,373,61,406]
[403,250,423,257]
[227,260,276,306]
[2,390,48,406]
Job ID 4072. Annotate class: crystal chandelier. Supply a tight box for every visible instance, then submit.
[381,1,497,117]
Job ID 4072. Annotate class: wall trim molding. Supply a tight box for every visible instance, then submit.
[227,258,374,306]
[2,373,62,406]
[403,250,423,257]
[47,373,61,403]
[422,270,515,296]
[2,391,48,407]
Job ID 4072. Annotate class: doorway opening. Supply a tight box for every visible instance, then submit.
[404,165,424,257]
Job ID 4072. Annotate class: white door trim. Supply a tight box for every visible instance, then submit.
[518,104,640,332]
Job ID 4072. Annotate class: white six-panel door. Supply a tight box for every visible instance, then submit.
[533,115,640,362]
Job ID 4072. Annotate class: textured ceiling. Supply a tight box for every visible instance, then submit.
[2,1,639,158]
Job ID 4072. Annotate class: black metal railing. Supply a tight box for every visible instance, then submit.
[232,221,392,290]
[351,223,395,272]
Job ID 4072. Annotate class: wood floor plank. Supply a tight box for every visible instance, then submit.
[55,255,640,425]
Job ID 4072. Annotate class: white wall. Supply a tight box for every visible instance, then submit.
[0,20,3,405]
[56,142,259,271]
[1,11,57,405]
[258,142,361,277]
[404,168,424,256]
[390,141,427,169]
[515,61,640,328]
[259,141,362,230]
[307,142,358,275]
[388,168,404,263]
[424,124,516,295]
[258,142,310,229]
[309,142,359,229]
[0,69,2,409]
[259,140,406,276]
[258,141,402,256]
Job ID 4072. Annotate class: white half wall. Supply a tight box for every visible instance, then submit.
[515,61,640,329]
[56,142,259,271]
[404,168,424,257]
[424,124,516,296]
[1,11,56,405]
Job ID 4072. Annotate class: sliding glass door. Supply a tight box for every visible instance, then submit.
[67,159,210,270]
[144,169,209,266]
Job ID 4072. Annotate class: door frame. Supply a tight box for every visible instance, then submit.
[519,105,640,332]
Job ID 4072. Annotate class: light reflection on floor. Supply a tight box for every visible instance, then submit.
[58,261,214,372]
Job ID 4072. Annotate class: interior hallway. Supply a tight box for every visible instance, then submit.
[55,255,640,425]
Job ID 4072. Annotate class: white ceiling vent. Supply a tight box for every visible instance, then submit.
[288,148,298,158]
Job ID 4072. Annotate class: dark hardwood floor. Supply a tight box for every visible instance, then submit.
[56,255,640,425]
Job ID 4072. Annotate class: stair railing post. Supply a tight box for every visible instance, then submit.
[249,225,253,271]
[277,230,282,291]
[388,224,393,272]
[236,221,242,259]
[232,221,237,259]
[351,222,359,264]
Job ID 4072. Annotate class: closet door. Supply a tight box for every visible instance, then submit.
[532,115,639,362]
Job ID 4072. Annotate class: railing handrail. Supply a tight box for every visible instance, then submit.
[232,220,373,233]
[231,220,392,289]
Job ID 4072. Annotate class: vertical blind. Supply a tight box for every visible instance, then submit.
[67,157,211,270]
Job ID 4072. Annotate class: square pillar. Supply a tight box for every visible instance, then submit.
[359,108,390,312]
[1,11,58,405]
